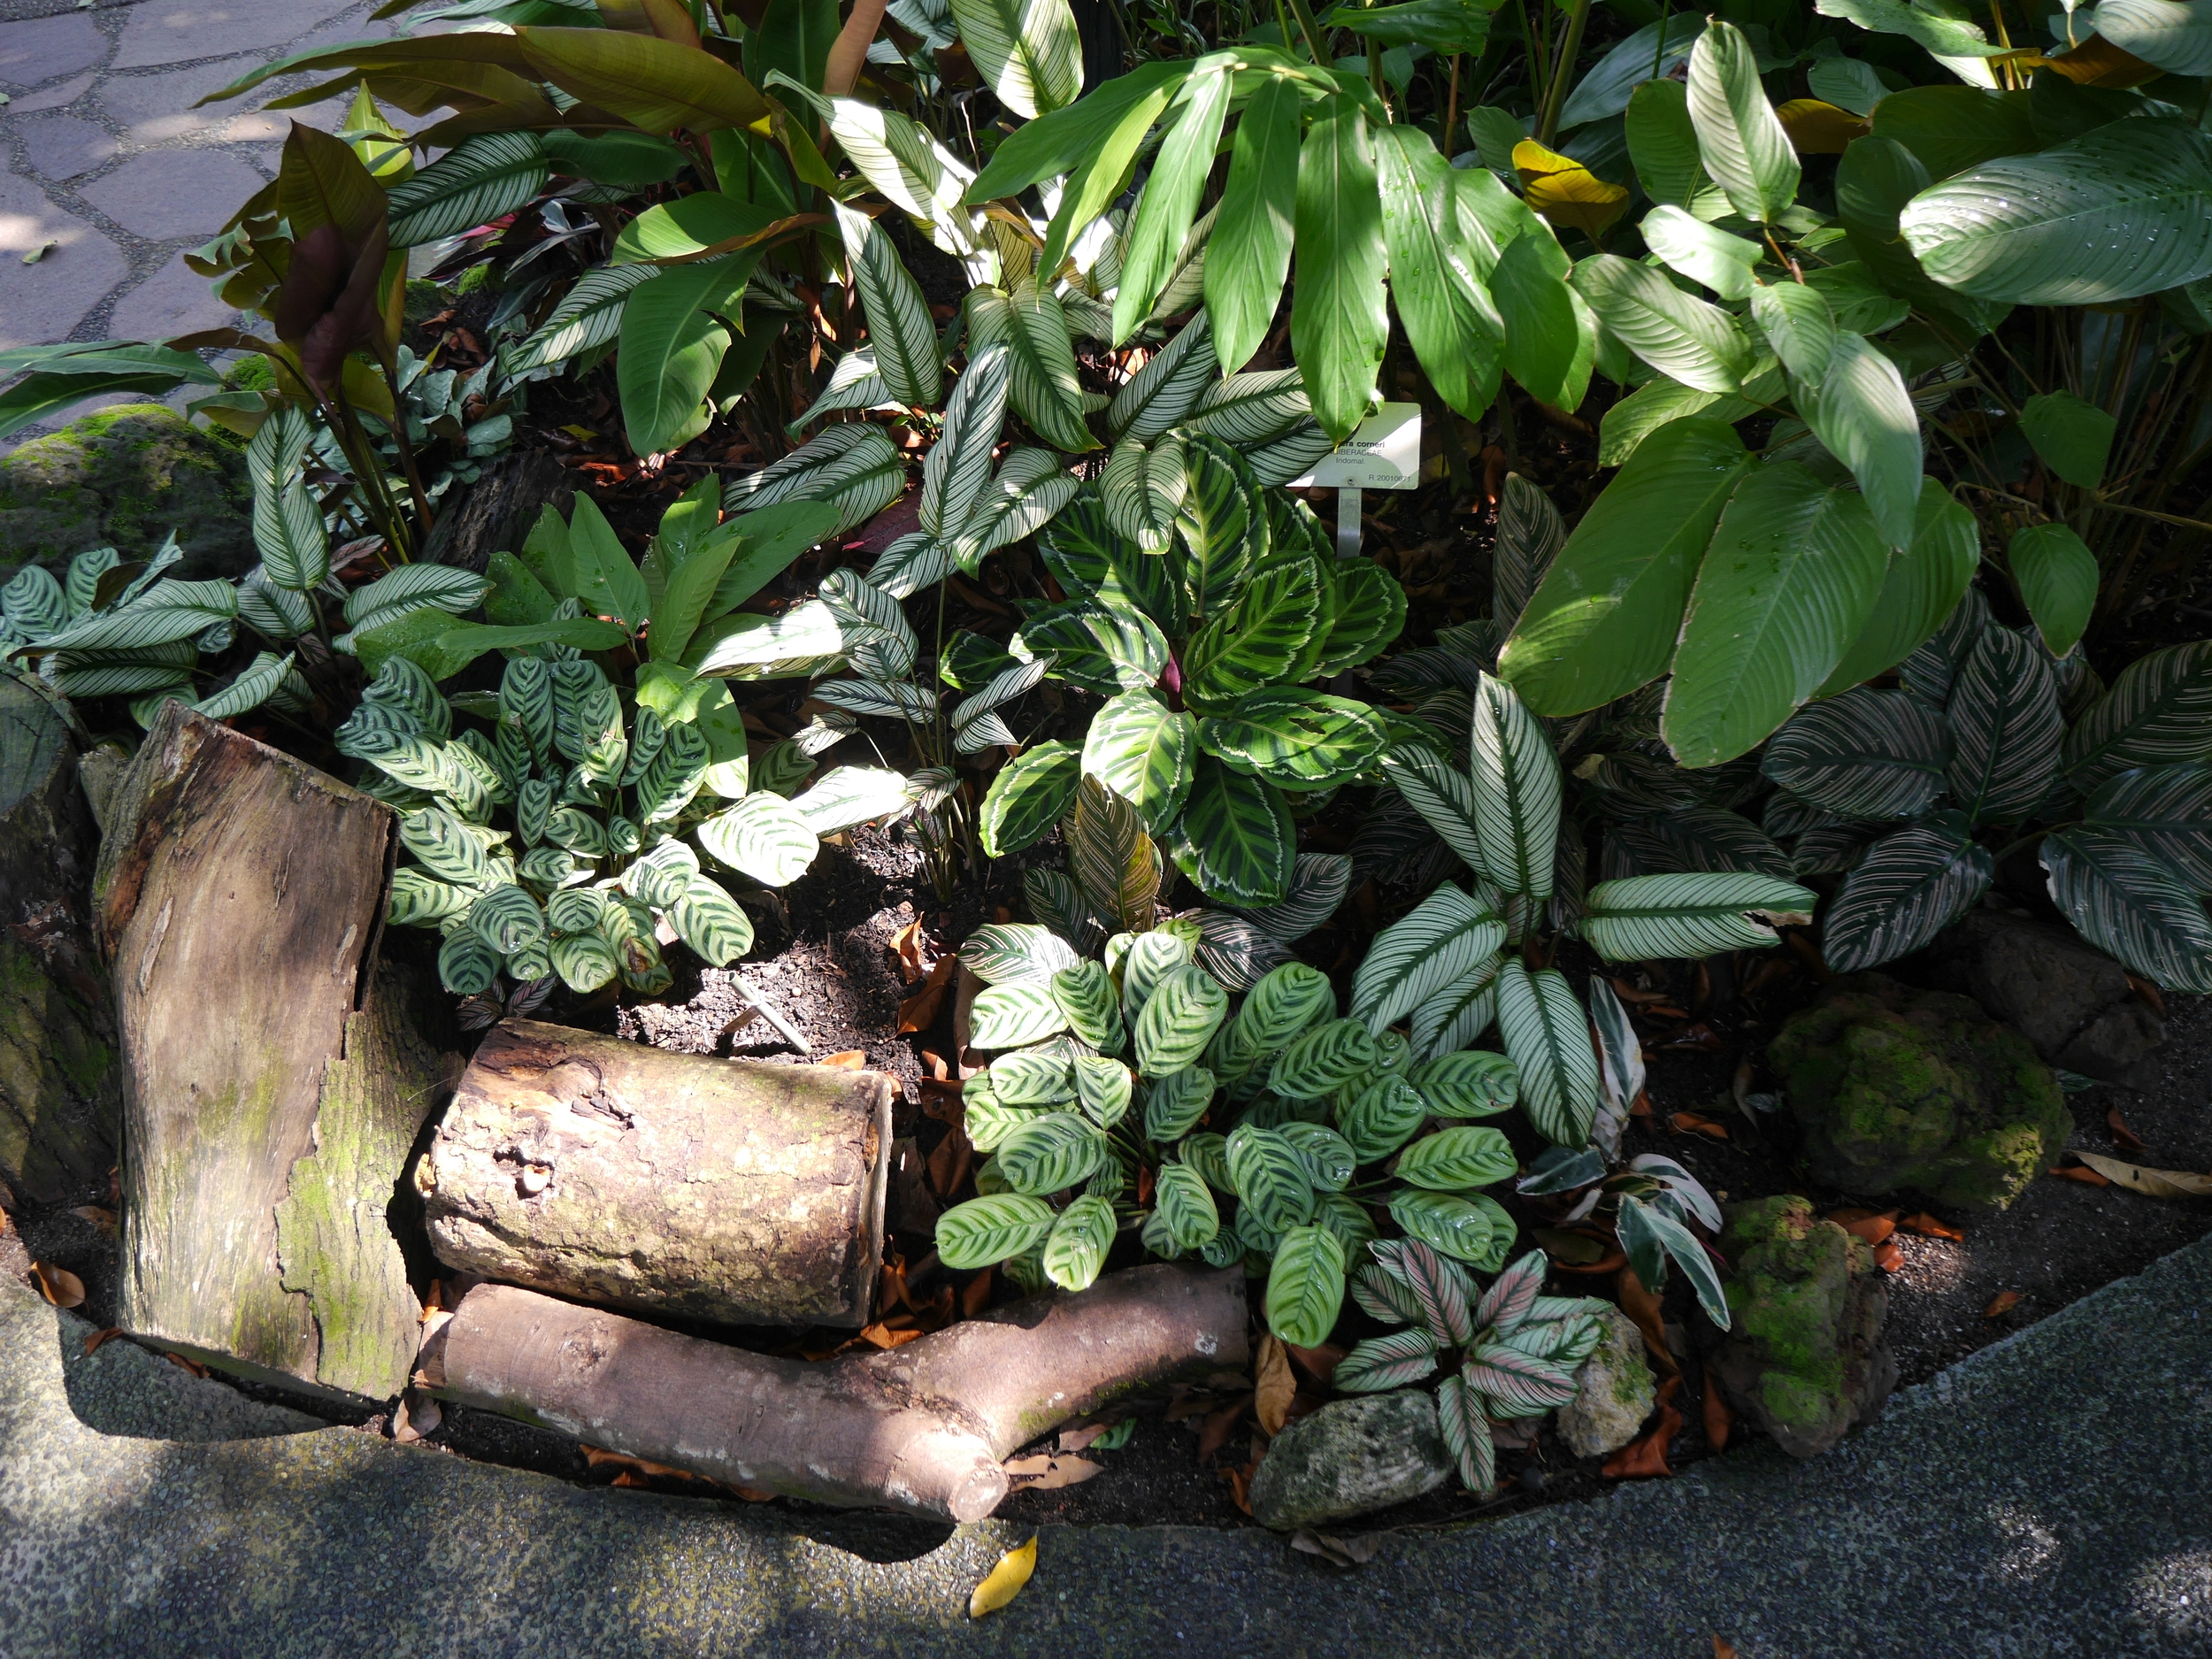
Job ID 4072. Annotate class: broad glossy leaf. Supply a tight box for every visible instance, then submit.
[2020,390,2116,491]
[1625,76,1706,207]
[1293,98,1387,442]
[1814,0,1999,83]
[2010,524,2097,659]
[1686,19,1799,223]
[1179,754,1294,905]
[2042,827,2212,993]
[1640,204,1763,300]
[2094,0,2212,73]
[1378,126,1504,422]
[1206,73,1300,374]
[1492,229,1596,412]
[1818,480,1979,696]
[1747,280,1837,384]
[1581,872,1817,961]
[1573,254,1754,394]
[1797,331,1922,551]
[1763,687,1953,818]
[518,25,769,134]
[1263,1225,1346,1347]
[1113,59,1232,342]
[1822,810,1992,972]
[1198,688,1387,790]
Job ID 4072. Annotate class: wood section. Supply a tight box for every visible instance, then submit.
[420,1020,891,1329]
[421,449,572,573]
[431,1264,1249,1521]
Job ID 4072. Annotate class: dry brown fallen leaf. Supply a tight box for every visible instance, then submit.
[1825,1208,1897,1246]
[70,1205,117,1235]
[1197,1394,1252,1462]
[1702,1379,1733,1453]
[391,1390,442,1444]
[1873,1240,1903,1274]
[819,1049,866,1068]
[1056,1419,1122,1454]
[969,1535,1037,1617]
[1286,1341,1345,1387]
[163,1351,208,1378]
[1669,1110,1730,1140]
[1291,1530,1381,1569]
[2047,1163,2113,1187]
[1002,1453,1103,1489]
[1714,1639,1740,1659]
[29,1261,84,1309]
[899,955,957,1035]
[1984,1290,2021,1318]
[2073,1149,2212,1198]
[1603,1375,1683,1479]
[1900,1212,1964,1241]
[961,1265,995,1318]
[2106,1106,2148,1153]
[889,917,927,983]
[1254,1333,1296,1436]
[82,1326,122,1357]
[1615,1265,1678,1377]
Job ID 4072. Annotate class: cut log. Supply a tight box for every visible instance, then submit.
[0,670,119,1204]
[430,1263,1249,1521]
[96,703,442,1402]
[419,1020,891,1328]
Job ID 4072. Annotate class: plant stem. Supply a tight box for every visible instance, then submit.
[1512,0,1545,116]
[1286,0,1331,64]
[1442,52,1462,150]
[1536,0,1590,146]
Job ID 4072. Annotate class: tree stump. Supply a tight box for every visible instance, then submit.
[419,1021,892,1328]
[96,703,442,1402]
[0,670,119,1205]
[422,449,572,572]
[429,1264,1249,1520]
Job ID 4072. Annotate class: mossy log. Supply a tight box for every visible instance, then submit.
[419,1021,892,1328]
[95,703,442,1403]
[0,671,119,1206]
[428,1264,1248,1521]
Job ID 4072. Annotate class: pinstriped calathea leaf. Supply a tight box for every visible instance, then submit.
[811,678,940,721]
[971,979,1072,1048]
[1463,1339,1579,1415]
[1227,1122,1317,1232]
[964,921,1084,985]
[979,740,1080,856]
[670,875,755,965]
[1028,867,1105,954]
[388,869,473,927]
[1133,964,1230,1078]
[1581,872,1816,961]
[1233,852,1352,943]
[248,425,329,594]
[921,343,1012,541]
[1271,1016,1379,1101]
[1263,1224,1345,1348]
[1391,1189,1509,1268]
[867,533,953,601]
[1610,806,1792,878]
[1335,1078,1428,1163]
[1588,977,1643,1159]
[1071,1053,1132,1126]
[1763,687,1954,819]
[1947,625,2062,825]
[388,130,547,247]
[2061,641,2212,791]
[1067,774,1158,932]
[952,656,1051,755]
[33,577,238,654]
[507,264,662,379]
[695,792,818,887]
[1350,882,1507,1035]
[1052,960,1126,1049]
[1312,562,1409,679]
[1014,598,1171,695]
[1395,1125,1517,1194]
[1470,672,1561,901]
[1041,1193,1114,1291]
[949,0,1082,119]
[1819,811,1993,972]
[1382,741,1487,876]
[818,567,917,680]
[1187,368,1312,448]
[1246,419,1337,488]
[1107,309,1216,443]
[724,425,906,538]
[1279,1123,1355,1192]
[775,80,984,265]
[1198,688,1388,790]
[1152,1160,1219,1249]
[1495,960,1600,1148]
[438,933,501,995]
[1438,1371,1494,1491]
[2085,764,2212,892]
[1352,1260,1422,1325]
[1410,1047,1517,1122]
[1171,434,1263,618]
[1179,754,1294,905]
[2041,827,2212,993]
[1395,1237,1478,1346]
[788,347,893,434]
[403,806,495,887]
[1082,690,1196,834]
[1142,1064,1215,1141]
[1182,909,1293,991]
[936,1192,1058,1269]
[1333,1326,1440,1393]
[1492,473,1564,633]
[950,447,1080,572]
[965,277,1096,451]
[343,564,486,629]
[1475,1248,1548,1337]
[833,198,941,409]
[1101,434,1187,553]
[1181,557,1325,714]
[1898,587,1991,711]
[997,1110,1108,1194]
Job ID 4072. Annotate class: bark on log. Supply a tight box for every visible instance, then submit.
[419,1020,891,1328]
[95,703,442,1402]
[0,670,119,1204]
[423,449,572,573]
[431,1264,1249,1521]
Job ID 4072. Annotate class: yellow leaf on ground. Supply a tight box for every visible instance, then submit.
[969,1535,1037,1617]
[2073,1150,2212,1198]
[1254,1333,1295,1436]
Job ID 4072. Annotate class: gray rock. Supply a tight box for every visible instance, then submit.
[1923,908,2165,1087]
[1556,1306,1655,1458]
[1248,1391,1449,1531]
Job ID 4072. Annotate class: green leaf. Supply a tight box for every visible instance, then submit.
[1626,76,1706,207]
[967,922,1082,986]
[1470,672,1560,899]
[949,0,1082,119]
[1228,1123,1317,1233]
[997,1110,1108,1194]
[518,25,770,134]
[387,131,546,246]
[1197,688,1386,791]
[1349,882,1506,1036]
[1313,561,1408,678]
[1581,871,1818,961]
[2041,828,2212,993]
[695,792,818,887]
[437,933,501,996]
[1686,19,1800,223]
[1106,311,1217,445]
[2062,641,2212,790]
[936,1192,1058,1268]
[1573,253,1755,396]
[1499,419,1752,717]
[1263,1225,1346,1347]
[1083,690,1196,834]
[1153,1161,1220,1249]
[670,874,756,965]
[1279,1123,1356,1192]
[1394,1125,1516,1193]
[1947,625,2062,825]
[1143,1064,1215,1141]
[2009,524,2097,659]
[1796,331,1921,551]
[1388,1190,1508,1268]
[1293,98,1388,442]
[1818,480,1980,696]
[1640,204,1763,301]
[1171,434,1263,618]
[970,980,1072,1049]
[2019,391,2116,491]
[1054,961,1127,1051]
[2085,763,2212,892]
[1748,280,1837,384]
[1015,597,1171,695]
[1333,1077,1427,1164]
[833,198,941,409]
[1763,686,1953,818]
[1206,73,1301,376]
[1900,120,2212,305]
[1235,961,1337,1051]
[920,344,1011,542]
[1377,127,1504,423]
[1113,60,1232,343]
[966,277,1095,451]
[1179,754,1294,905]
[618,252,755,456]
[1492,229,1596,412]
[1494,961,1599,1148]
[979,740,1081,856]
[1270,1016,1379,1101]
[1815,0,1999,81]
[2094,0,2212,73]
[724,425,905,538]
[1182,557,1325,712]
[1034,71,1182,276]
[1409,1048,1517,1118]
[1822,811,1993,972]
[1038,1192,1114,1291]
[1663,462,1891,768]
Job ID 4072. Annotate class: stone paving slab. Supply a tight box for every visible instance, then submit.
[3,1228,2208,1656]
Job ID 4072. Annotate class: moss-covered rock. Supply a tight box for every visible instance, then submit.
[1555,1304,1656,1457]
[1708,1194,1895,1459]
[0,403,253,585]
[1769,974,2069,1211]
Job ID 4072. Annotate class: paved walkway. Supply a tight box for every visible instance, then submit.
[4,1230,2208,1655]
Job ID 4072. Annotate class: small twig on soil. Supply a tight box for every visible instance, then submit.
[732,975,813,1053]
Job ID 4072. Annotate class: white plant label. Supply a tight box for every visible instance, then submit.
[1289,403,1424,490]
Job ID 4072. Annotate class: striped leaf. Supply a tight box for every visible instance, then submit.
[1199,688,1387,791]
[1107,309,1216,443]
[1349,882,1507,1035]
[401,807,493,887]
[833,198,941,408]
[1037,491,1183,624]
[1495,961,1599,1148]
[695,792,818,887]
[818,566,917,681]
[1279,1123,1356,1192]
[991,1050,1075,1107]
[1382,741,1488,876]
[343,564,486,627]
[1234,961,1336,1051]
[949,0,1081,117]
[1133,964,1230,1078]
[507,265,661,378]
[388,131,546,246]
[1182,558,1325,714]
[1409,956,1503,1061]
[725,425,906,538]
[1171,433,1263,619]
[1270,1017,1379,1101]
[1182,909,1292,991]
[1763,687,1954,819]
[188,650,293,721]
[2062,640,2212,791]
[1394,1237,1477,1346]
[1438,1371,1495,1491]
[1041,1193,1115,1292]
[1070,1054,1132,1127]
[1582,872,1816,961]
[1141,1161,1214,1251]
[1142,1064,1216,1141]
[1120,928,1193,1016]
[1352,1260,1422,1325]
[1082,690,1196,836]
[811,677,939,721]
[964,1095,1048,1153]
[920,343,1011,541]
[1474,1248,1548,1334]
[2085,764,2212,892]
[1333,1326,1441,1393]
[1470,672,1561,899]
[625,840,701,909]
[966,921,1082,985]
[1068,774,1159,932]
[1188,368,1311,447]
[936,1192,1057,1268]
[778,81,983,260]
[951,447,1081,573]
[670,874,755,965]
[2041,827,2212,993]
[1335,1078,1429,1164]
[1588,977,1644,1157]
[1246,422,1336,488]
[1263,1224,1347,1347]
[967,276,1095,450]
[868,532,953,601]
[1389,1189,1508,1268]
[1409,1048,1517,1119]
[1179,755,1294,906]
[997,1110,1108,1194]
[1947,625,2062,825]
[971,980,1071,1048]
[1052,961,1127,1051]
[1233,853,1352,943]
[1312,562,1409,679]
[979,740,1081,856]
[1493,472,1565,633]
[1395,1125,1516,1194]
[468,885,546,956]
[437,933,501,996]
[1183,1132,1233,1194]
[1610,807,1791,879]
[1463,1339,1580,1414]
[1822,811,1993,972]
[387,868,473,927]
[1101,435,1187,553]
[549,931,620,993]
[1617,1194,1729,1326]
[1227,1122,1317,1233]
[1015,599,1171,695]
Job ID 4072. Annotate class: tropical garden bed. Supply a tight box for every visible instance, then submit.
[6,0,2212,1563]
